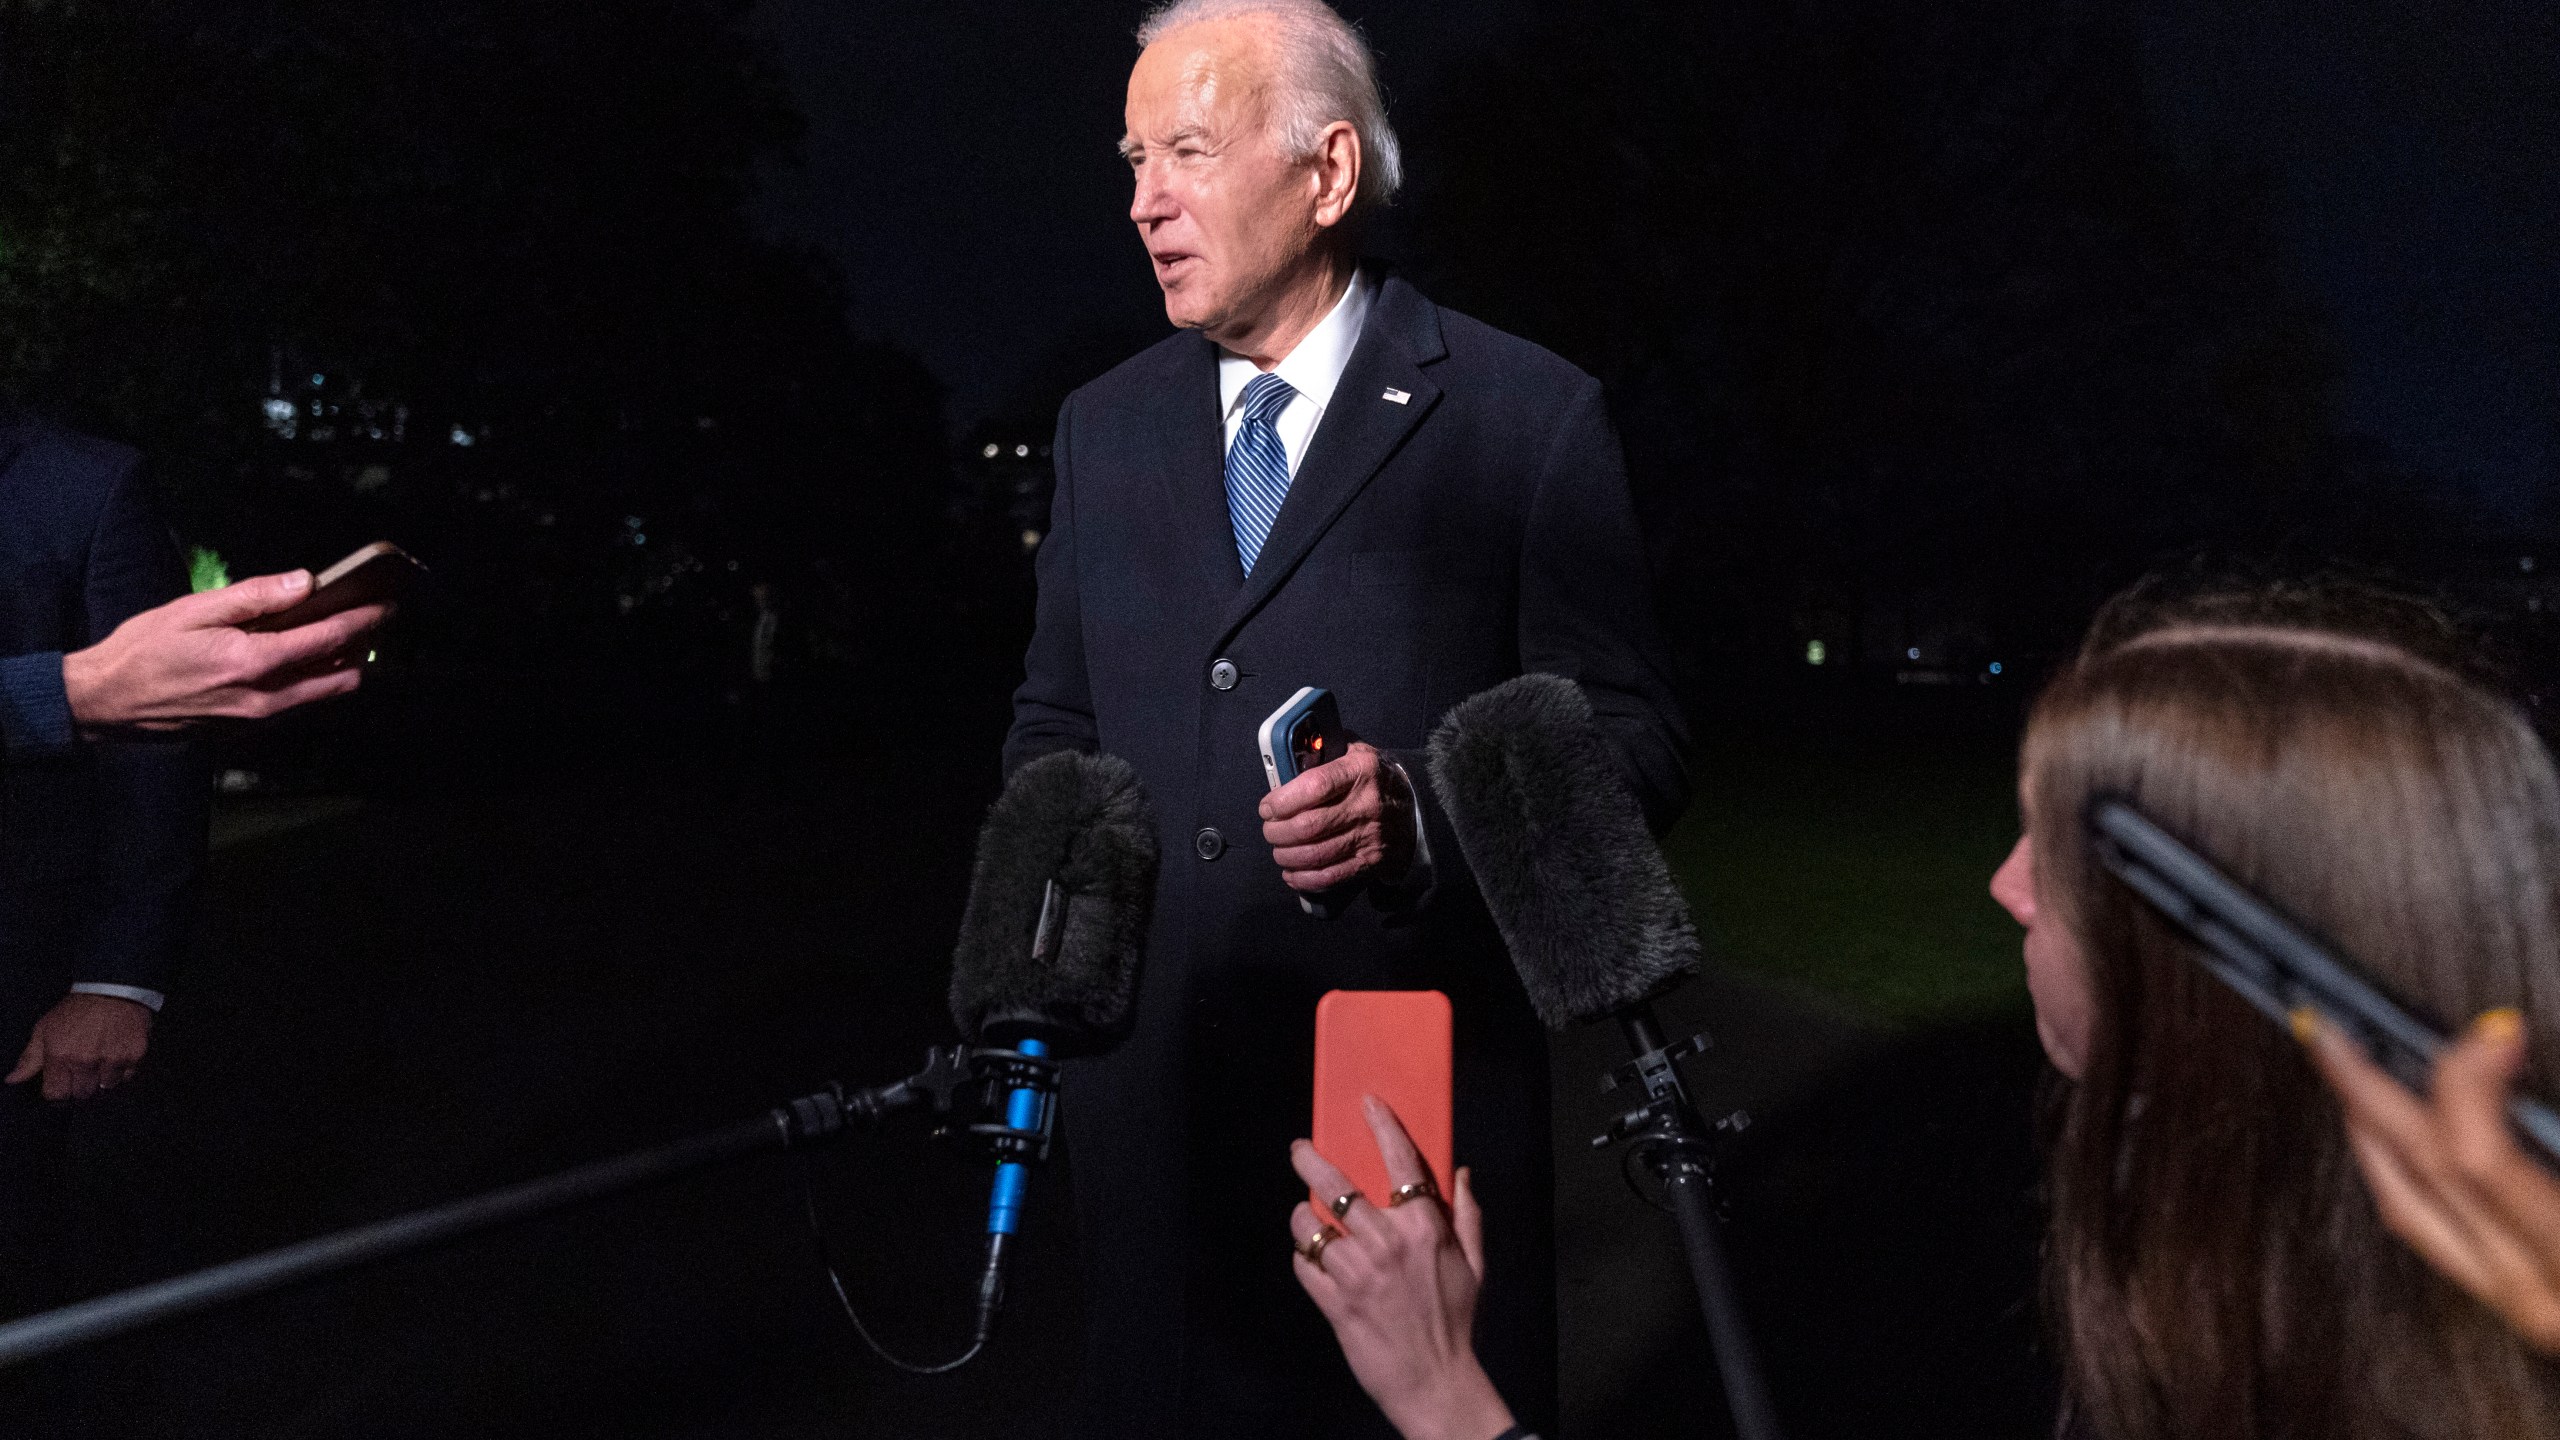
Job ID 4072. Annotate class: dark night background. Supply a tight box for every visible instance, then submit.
[0,0,2552,1435]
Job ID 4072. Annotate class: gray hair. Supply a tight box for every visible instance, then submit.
[1136,0,1403,211]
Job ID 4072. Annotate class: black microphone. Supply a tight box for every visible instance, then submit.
[940,748,1157,1354]
[1428,673,1784,1440]
[951,748,1157,1055]
[1426,673,1699,1027]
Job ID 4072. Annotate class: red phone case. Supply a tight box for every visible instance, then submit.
[1311,990,1455,1213]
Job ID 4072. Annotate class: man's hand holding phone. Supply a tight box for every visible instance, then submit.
[63,567,390,730]
[1260,740,1418,892]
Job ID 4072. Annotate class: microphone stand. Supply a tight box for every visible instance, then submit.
[1594,1003,1784,1440]
[0,1044,1053,1369]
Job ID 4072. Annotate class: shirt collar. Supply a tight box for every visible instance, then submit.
[1218,269,1375,419]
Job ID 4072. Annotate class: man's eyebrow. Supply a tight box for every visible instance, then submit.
[1119,126,1211,160]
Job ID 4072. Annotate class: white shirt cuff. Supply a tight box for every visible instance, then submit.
[69,983,165,1013]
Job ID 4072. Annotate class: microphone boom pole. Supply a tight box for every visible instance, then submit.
[0,1045,1019,1369]
[1430,674,1786,1440]
[0,748,1159,1377]
[1596,1005,1782,1440]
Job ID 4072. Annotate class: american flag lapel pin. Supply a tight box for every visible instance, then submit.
[1381,387,1411,405]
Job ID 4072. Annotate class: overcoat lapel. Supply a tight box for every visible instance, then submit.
[1147,333,1246,601]
[1213,275,1447,648]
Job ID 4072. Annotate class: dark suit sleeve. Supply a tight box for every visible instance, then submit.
[0,653,74,755]
[75,461,209,992]
[1515,377,1690,832]
[1003,395,1101,777]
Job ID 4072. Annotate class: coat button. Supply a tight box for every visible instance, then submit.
[1209,659,1238,691]
[1193,826,1226,861]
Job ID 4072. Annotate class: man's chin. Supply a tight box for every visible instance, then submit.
[1158,286,1220,333]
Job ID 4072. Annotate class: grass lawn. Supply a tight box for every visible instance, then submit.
[1662,731,2030,1028]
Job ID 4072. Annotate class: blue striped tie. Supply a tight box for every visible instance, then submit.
[1224,371,1298,576]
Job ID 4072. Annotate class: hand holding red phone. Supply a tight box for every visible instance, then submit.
[1288,1099,1515,1440]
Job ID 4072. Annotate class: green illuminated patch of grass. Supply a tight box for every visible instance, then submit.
[1662,736,2030,1028]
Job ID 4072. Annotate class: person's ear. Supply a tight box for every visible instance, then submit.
[1310,120,1361,229]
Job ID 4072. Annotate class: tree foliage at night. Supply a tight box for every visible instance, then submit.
[9,3,750,423]
[1405,0,2469,665]
[0,0,947,606]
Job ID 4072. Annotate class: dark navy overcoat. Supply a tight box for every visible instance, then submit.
[1006,273,1687,1439]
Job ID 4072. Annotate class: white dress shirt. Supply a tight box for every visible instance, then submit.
[1216,270,1375,477]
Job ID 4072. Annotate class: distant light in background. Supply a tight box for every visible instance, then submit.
[186,546,231,594]
[365,650,378,664]
[1805,640,1826,666]
[1014,443,1030,457]
[1988,661,2003,676]
[1020,529,1043,552]
[2524,556,2538,574]
[1907,647,1921,661]
[982,442,999,458]
[448,425,474,447]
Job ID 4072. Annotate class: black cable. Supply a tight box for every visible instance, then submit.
[798,1153,987,1375]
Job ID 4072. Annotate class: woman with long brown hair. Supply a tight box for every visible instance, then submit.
[1281,579,2560,1440]
[2006,580,2560,1439]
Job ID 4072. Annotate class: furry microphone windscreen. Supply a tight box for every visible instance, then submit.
[949,749,1159,1057]
[1427,674,1699,1029]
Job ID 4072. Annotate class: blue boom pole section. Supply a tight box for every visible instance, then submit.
[987,1037,1049,1235]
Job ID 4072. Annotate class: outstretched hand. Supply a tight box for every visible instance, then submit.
[2304,1007,2560,1353]
[62,569,387,729]
[1287,1095,1515,1440]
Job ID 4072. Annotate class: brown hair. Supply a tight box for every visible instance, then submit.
[2025,581,2560,1440]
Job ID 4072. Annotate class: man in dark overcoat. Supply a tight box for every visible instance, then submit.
[1004,3,1688,1434]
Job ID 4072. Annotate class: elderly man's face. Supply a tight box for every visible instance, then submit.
[1122,20,1326,341]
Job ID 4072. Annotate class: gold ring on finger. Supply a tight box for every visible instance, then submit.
[1387,1178,1441,1208]
[1296,1224,1342,1266]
